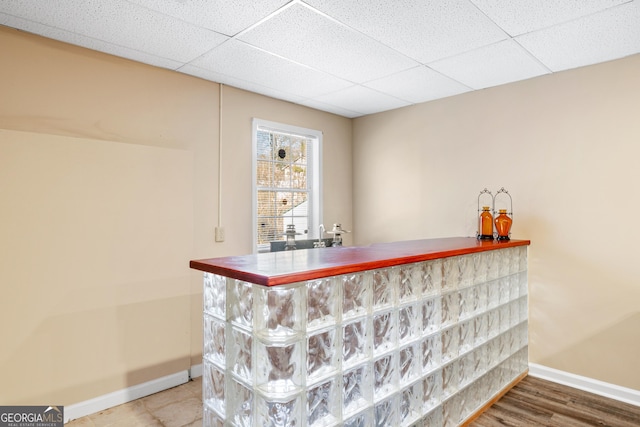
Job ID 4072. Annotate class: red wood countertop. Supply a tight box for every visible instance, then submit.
[189,237,530,287]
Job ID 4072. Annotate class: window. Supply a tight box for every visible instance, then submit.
[252,119,322,253]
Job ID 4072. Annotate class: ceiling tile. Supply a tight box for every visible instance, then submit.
[471,0,629,36]
[516,1,640,72]
[297,99,362,118]
[189,39,354,99]
[364,66,472,103]
[238,3,419,83]
[0,0,227,63]
[180,64,308,105]
[313,85,411,117]
[428,39,550,90]
[0,14,185,70]
[126,0,290,36]
[303,0,508,63]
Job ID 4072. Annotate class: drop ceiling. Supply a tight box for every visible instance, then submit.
[1,0,639,118]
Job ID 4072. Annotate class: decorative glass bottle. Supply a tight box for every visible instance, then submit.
[494,209,512,241]
[478,206,494,240]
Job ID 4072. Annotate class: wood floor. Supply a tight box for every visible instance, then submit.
[470,376,640,427]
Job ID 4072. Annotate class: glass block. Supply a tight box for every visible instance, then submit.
[475,282,488,314]
[423,368,443,412]
[487,308,500,339]
[307,327,338,381]
[399,343,420,386]
[458,287,473,320]
[343,363,373,417]
[228,279,253,329]
[307,278,340,330]
[256,339,302,394]
[373,353,397,401]
[228,326,253,384]
[204,313,225,368]
[442,256,461,292]
[505,327,516,357]
[400,381,422,426]
[442,394,461,427]
[498,249,511,278]
[519,271,528,296]
[458,354,474,388]
[472,252,487,285]
[519,296,528,324]
[399,264,420,303]
[486,280,499,310]
[509,247,520,275]
[374,395,399,427]
[441,326,459,363]
[509,300,519,329]
[499,304,510,333]
[486,338,500,371]
[398,303,420,345]
[497,332,508,363]
[422,259,443,297]
[508,274,520,301]
[442,361,459,398]
[343,273,371,320]
[204,363,225,417]
[343,317,371,368]
[256,393,302,427]
[422,296,441,335]
[227,378,253,427]
[423,406,443,427]
[441,291,459,327]
[255,284,304,341]
[458,319,473,354]
[472,345,487,379]
[474,313,488,346]
[422,332,442,374]
[373,268,396,312]
[459,254,474,289]
[373,310,397,356]
[204,406,225,427]
[307,377,339,427]
[204,273,226,319]
[518,247,528,272]
[486,250,499,281]
[344,408,373,427]
[498,277,510,305]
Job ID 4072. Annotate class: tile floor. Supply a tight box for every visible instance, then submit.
[65,377,203,427]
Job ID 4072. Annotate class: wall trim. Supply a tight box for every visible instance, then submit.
[64,370,189,423]
[190,363,203,378]
[529,363,640,407]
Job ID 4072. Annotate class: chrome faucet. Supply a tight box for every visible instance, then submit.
[314,224,326,248]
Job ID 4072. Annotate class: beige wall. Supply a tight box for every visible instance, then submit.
[0,27,352,405]
[353,54,640,391]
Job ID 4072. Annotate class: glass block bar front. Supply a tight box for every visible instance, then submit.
[201,245,528,427]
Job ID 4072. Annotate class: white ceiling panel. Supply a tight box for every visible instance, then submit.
[471,0,630,36]
[303,0,509,63]
[0,14,185,70]
[429,40,551,90]
[125,0,290,36]
[189,39,354,99]
[1,0,639,117]
[516,1,640,72]
[364,66,472,104]
[238,3,420,83]
[180,64,308,105]
[313,85,411,116]
[0,0,227,63]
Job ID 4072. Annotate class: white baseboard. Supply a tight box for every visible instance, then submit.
[190,363,202,378]
[64,370,189,423]
[529,363,640,407]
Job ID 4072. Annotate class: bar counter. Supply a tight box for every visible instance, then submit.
[190,237,531,427]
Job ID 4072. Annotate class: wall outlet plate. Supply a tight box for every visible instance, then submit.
[215,227,225,242]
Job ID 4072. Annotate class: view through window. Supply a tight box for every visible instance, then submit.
[253,119,321,253]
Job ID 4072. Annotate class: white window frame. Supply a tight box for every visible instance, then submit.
[252,118,322,253]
